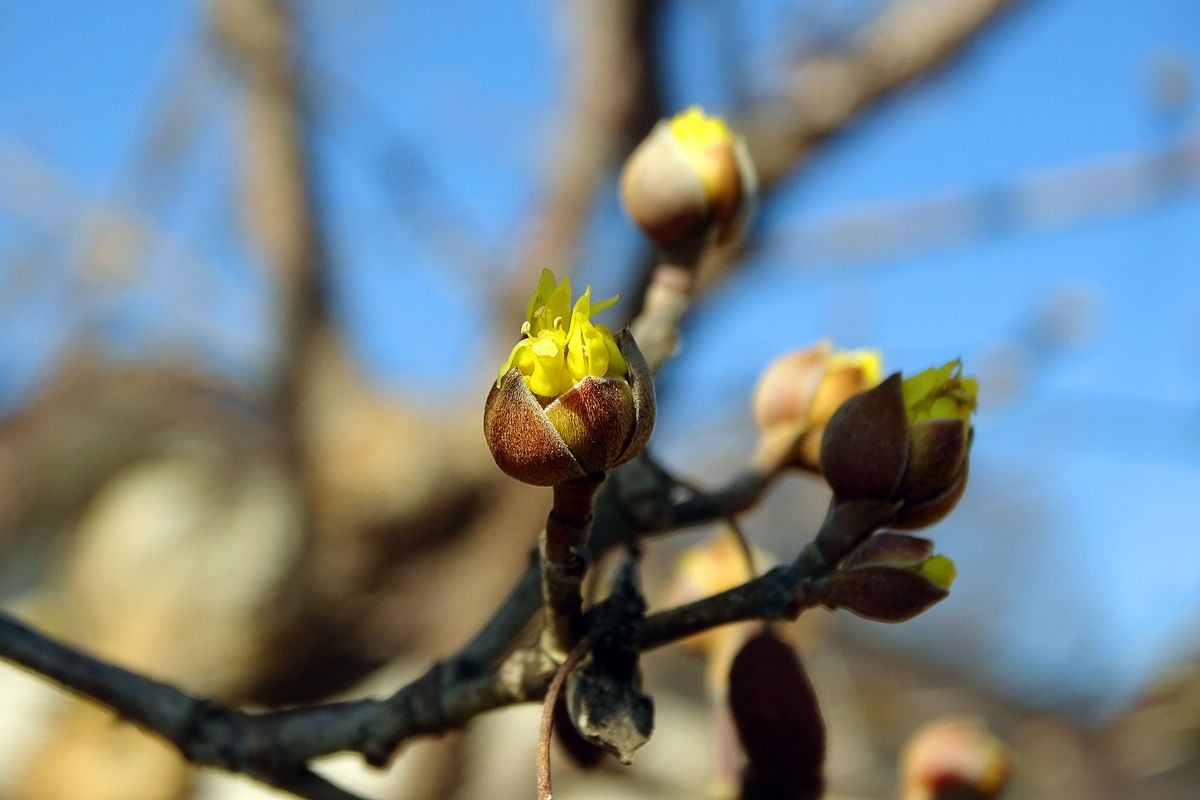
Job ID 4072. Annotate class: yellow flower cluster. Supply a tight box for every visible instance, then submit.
[498,269,627,398]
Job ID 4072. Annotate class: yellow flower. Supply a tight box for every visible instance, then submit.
[902,360,978,423]
[498,269,627,399]
[486,270,655,486]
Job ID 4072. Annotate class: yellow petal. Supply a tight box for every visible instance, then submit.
[566,313,609,380]
[596,323,627,378]
[903,360,976,423]
[591,292,619,315]
[827,349,884,387]
[571,285,593,321]
[525,268,558,327]
[501,269,628,398]
[669,106,733,151]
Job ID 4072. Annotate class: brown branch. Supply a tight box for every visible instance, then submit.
[210,0,330,447]
[0,613,367,800]
[740,0,1020,189]
[0,494,899,800]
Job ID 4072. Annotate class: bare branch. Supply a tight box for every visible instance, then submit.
[0,613,366,800]
[0,491,898,800]
[741,0,1020,188]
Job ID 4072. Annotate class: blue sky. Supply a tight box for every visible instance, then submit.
[2,0,1199,720]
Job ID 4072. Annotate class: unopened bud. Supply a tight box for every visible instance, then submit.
[728,631,825,800]
[819,374,910,502]
[820,533,956,623]
[621,106,756,252]
[901,717,1011,800]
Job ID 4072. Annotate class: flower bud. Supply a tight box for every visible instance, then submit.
[821,531,956,622]
[729,631,825,800]
[893,361,978,528]
[819,361,978,528]
[821,541,955,623]
[485,270,655,485]
[753,341,882,471]
[900,718,1011,800]
[620,106,757,251]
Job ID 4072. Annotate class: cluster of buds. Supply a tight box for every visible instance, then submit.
[819,360,978,529]
[621,106,757,253]
[485,270,655,485]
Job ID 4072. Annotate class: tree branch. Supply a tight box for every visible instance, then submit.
[0,492,899,800]
[741,0,1020,189]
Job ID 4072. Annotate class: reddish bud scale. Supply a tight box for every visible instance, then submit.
[822,565,949,622]
[819,374,910,502]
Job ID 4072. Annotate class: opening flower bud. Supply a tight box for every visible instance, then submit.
[484,270,655,485]
[753,341,882,471]
[894,361,978,528]
[620,106,757,251]
[819,361,978,529]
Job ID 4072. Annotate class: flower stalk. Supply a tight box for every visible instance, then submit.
[540,472,606,658]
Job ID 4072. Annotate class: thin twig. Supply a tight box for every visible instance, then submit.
[628,258,700,373]
[536,636,594,800]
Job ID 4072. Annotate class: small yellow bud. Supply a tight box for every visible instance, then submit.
[903,360,979,423]
[620,106,756,252]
